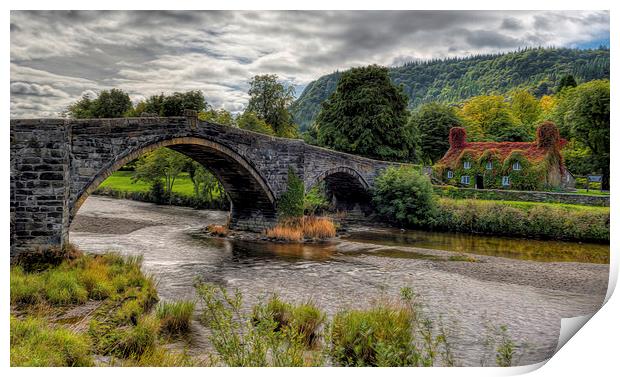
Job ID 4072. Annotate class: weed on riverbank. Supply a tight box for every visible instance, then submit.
[157,300,196,335]
[265,216,337,241]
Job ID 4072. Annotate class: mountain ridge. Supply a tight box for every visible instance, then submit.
[290,47,610,131]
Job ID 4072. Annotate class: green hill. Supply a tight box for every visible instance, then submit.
[290,47,610,131]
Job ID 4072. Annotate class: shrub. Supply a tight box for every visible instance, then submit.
[10,316,93,367]
[430,198,609,242]
[277,167,305,219]
[372,166,436,227]
[304,185,329,215]
[253,295,326,348]
[330,305,415,366]
[196,283,311,366]
[156,300,196,335]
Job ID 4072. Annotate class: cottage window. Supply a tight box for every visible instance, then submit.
[512,161,522,171]
[502,176,510,186]
[461,176,470,185]
[447,170,454,179]
[463,161,471,169]
[485,161,493,170]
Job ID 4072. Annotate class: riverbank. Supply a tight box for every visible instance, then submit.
[67,196,610,366]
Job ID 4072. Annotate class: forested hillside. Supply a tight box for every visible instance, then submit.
[291,47,609,130]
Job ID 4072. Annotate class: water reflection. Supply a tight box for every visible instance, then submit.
[344,229,609,264]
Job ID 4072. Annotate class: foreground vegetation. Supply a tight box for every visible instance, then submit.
[10,250,198,366]
[11,247,528,367]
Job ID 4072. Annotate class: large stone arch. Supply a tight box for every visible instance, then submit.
[307,166,372,213]
[70,136,278,232]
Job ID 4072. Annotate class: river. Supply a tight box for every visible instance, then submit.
[70,196,609,366]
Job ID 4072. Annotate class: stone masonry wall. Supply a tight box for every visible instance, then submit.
[434,185,610,206]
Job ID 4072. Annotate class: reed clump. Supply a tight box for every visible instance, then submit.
[265,216,336,242]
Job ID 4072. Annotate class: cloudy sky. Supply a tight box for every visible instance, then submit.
[10,10,610,118]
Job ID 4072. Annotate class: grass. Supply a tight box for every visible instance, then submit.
[431,197,609,242]
[156,300,196,335]
[206,224,229,237]
[11,253,153,308]
[574,188,609,196]
[99,170,224,199]
[253,295,326,348]
[265,216,337,241]
[10,316,93,367]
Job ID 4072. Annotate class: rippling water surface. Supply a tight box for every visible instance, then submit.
[71,196,609,366]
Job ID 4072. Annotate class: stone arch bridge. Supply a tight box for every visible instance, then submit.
[10,114,398,257]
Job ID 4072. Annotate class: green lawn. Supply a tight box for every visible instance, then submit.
[449,198,609,213]
[573,189,609,196]
[99,171,196,196]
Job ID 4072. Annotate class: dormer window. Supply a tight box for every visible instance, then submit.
[512,161,522,171]
[447,170,454,179]
[485,161,493,170]
[463,161,471,169]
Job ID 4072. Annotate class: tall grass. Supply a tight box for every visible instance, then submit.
[328,287,453,367]
[253,295,326,348]
[156,300,196,335]
[196,283,315,366]
[265,216,336,242]
[10,316,93,367]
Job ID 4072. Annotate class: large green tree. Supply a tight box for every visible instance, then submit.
[66,89,132,118]
[560,80,610,189]
[246,74,297,137]
[409,103,462,163]
[316,65,413,161]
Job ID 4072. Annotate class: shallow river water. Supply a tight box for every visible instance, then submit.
[70,196,610,367]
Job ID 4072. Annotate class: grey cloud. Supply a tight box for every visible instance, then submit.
[501,17,524,30]
[11,81,69,97]
[10,10,610,118]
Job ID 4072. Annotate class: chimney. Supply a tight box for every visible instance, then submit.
[449,127,467,148]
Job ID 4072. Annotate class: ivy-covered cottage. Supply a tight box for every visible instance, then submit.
[433,121,574,191]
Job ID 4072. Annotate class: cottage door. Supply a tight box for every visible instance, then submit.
[475,175,484,189]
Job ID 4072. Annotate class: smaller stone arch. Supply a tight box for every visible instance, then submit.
[307,166,370,193]
[307,166,371,214]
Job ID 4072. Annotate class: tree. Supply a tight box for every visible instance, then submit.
[161,91,207,116]
[408,103,462,163]
[140,91,207,116]
[316,65,413,161]
[186,161,226,206]
[246,74,297,137]
[557,74,577,93]
[237,112,274,136]
[66,89,132,119]
[198,108,235,126]
[65,94,95,118]
[278,168,305,219]
[372,166,436,227]
[133,148,189,203]
[562,80,610,189]
[508,89,541,132]
[459,95,528,141]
